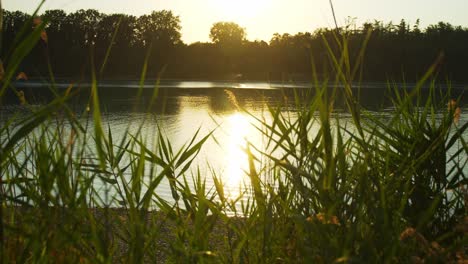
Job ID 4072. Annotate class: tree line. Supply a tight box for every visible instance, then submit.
[2,9,468,82]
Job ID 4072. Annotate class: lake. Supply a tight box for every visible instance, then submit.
[1,80,466,206]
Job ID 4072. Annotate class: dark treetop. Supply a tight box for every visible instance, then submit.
[3,9,468,82]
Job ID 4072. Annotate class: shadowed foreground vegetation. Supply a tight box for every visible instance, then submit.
[1,75,467,263]
[1,4,467,264]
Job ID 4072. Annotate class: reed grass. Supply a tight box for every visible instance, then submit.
[0,3,467,263]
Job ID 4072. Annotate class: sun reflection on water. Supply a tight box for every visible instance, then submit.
[222,112,252,198]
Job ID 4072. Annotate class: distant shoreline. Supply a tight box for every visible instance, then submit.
[9,79,468,91]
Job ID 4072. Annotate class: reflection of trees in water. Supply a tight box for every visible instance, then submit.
[2,84,465,114]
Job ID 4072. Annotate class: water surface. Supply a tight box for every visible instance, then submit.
[1,80,466,205]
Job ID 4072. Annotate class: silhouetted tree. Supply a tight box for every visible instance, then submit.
[2,9,468,82]
[209,22,246,46]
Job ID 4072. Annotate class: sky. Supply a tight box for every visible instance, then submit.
[4,0,468,44]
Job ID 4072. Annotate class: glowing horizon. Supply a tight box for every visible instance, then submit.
[4,0,468,44]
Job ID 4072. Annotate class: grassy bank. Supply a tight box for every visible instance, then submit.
[1,79,466,264]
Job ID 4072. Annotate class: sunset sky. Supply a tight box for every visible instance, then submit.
[5,0,468,43]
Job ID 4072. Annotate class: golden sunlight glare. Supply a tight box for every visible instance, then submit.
[214,0,270,21]
[223,112,251,197]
